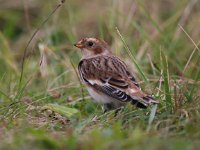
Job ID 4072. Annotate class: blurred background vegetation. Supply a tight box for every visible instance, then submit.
[0,0,200,149]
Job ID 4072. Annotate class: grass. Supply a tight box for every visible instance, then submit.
[0,0,200,149]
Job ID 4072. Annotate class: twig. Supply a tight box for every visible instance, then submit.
[18,0,65,93]
[178,24,200,54]
[183,42,200,74]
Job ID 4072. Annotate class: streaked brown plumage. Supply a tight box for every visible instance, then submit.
[74,37,158,111]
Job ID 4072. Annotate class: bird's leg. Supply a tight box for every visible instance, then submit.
[114,106,124,117]
[102,103,114,113]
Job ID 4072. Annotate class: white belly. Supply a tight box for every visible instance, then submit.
[87,87,124,108]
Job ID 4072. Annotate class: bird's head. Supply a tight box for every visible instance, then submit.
[74,37,111,58]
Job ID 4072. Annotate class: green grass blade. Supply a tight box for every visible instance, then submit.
[160,50,173,112]
[0,89,12,102]
[189,68,200,98]
[42,104,80,118]
[148,104,158,125]
[115,27,148,83]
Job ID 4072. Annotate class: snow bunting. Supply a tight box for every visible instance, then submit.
[74,37,158,111]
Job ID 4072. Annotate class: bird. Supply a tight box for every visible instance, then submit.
[74,37,158,112]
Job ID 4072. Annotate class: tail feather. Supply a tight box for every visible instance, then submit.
[130,95,158,109]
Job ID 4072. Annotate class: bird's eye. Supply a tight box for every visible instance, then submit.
[87,41,94,47]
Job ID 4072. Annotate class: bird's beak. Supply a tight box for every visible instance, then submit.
[74,41,84,49]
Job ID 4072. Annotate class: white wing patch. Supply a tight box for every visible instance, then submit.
[129,89,137,93]
[87,79,103,85]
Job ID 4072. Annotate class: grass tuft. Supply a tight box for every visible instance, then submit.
[0,0,200,149]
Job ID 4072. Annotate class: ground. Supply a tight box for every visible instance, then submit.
[0,0,200,149]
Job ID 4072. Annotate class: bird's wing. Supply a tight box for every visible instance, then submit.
[78,56,158,108]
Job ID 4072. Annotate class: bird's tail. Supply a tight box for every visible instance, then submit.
[130,95,158,109]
